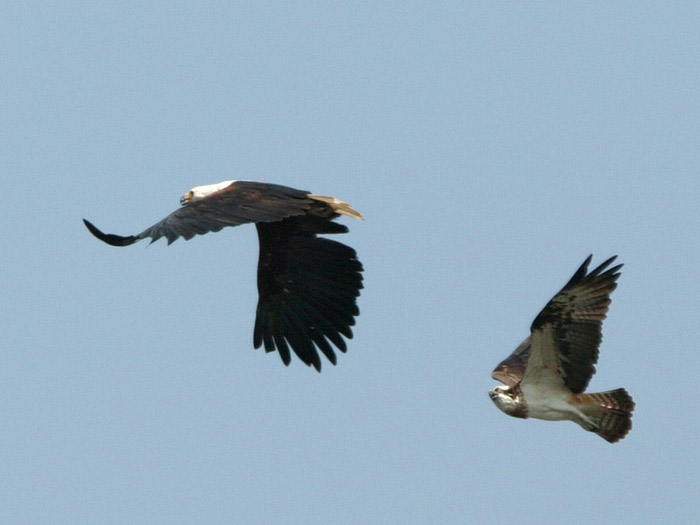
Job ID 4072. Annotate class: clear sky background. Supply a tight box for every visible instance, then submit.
[2,3,698,523]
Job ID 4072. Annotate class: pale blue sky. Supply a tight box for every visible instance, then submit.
[2,3,698,523]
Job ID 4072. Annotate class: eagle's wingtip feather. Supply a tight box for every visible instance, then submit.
[82,218,138,247]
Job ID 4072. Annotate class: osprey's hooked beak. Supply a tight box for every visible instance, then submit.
[488,387,505,400]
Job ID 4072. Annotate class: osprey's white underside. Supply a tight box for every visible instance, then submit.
[520,383,582,422]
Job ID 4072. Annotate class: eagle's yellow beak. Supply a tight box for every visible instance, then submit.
[180,191,193,206]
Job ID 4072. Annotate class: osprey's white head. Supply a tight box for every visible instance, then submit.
[181,180,235,205]
[489,386,528,419]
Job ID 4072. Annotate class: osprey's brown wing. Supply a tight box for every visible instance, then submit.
[83,181,315,246]
[254,215,363,371]
[524,255,622,393]
[491,336,531,387]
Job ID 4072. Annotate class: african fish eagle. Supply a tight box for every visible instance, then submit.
[83,180,364,371]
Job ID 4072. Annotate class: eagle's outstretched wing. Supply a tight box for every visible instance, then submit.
[83,181,320,246]
[255,215,363,370]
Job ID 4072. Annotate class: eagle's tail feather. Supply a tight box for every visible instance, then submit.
[576,388,635,443]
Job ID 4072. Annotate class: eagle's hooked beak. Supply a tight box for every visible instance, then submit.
[180,191,192,206]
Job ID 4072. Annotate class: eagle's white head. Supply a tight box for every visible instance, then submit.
[181,180,235,205]
[489,386,528,419]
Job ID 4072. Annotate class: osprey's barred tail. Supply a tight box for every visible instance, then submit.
[577,388,635,443]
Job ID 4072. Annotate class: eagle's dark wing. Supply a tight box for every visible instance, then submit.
[491,336,531,387]
[525,255,622,393]
[83,181,315,246]
[254,215,363,371]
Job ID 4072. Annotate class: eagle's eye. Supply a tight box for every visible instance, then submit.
[180,191,193,206]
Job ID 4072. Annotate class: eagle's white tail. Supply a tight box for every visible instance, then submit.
[576,388,635,443]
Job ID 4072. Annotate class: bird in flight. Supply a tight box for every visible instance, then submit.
[83,180,364,371]
[489,255,635,443]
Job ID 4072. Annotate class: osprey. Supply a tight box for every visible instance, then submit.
[489,255,635,443]
[83,180,363,371]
